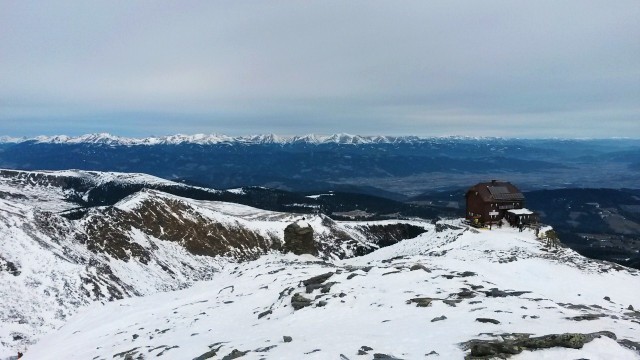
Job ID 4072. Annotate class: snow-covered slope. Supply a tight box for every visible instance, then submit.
[22,222,640,360]
[0,170,428,357]
[0,168,214,212]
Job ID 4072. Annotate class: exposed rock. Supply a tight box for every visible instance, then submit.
[192,348,219,360]
[431,315,447,322]
[436,223,461,232]
[443,300,461,307]
[305,283,324,293]
[305,281,337,294]
[277,287,295,301]
[475,318,500,324]
[321,282,337,293]
[283,336,292,343]
[221,349,249,360]
[457,289,476,299]
[302,272,334,286]
[483,288,531,297]
[469,342,520,358]
[406,297,432,307]
[257,310,272,319]
[560,303,591,310]
[0,257,21,276]
[357,224,427,249]
[347,273,360,280]
[567,314,606,321]
[283,221,317,255]
[254,345,277,352]
[84,195,274,261]
[410,264,430,272]
[373,353,404,359]
[458,271,476,277]
[618,339,640,353]
[464,331,617,359]
[604,296,611,301]
[628,305,635,311]
[291,293,313,310]
[382,270,402,276]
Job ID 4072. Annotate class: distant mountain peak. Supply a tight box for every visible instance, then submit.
[1,133,500,146]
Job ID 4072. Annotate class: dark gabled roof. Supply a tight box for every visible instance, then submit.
[466,181,525,202]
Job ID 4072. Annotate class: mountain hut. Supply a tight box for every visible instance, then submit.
[465,180,535,226]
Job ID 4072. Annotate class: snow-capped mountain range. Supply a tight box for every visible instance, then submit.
[2,133,639,198]
[1,133,491,146]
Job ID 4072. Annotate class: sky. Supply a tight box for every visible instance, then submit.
[1,1,639,138]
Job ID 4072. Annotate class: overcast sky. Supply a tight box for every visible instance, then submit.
[1,1,638,138]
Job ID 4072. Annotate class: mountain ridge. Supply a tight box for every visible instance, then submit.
[0,169,432,356]
[5,132,636,146]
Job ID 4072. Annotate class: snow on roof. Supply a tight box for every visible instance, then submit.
[507,208,534,215]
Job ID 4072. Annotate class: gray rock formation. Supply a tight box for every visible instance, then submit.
[283,221,317,255]
[464,331,617,359]
[291,293,313,310]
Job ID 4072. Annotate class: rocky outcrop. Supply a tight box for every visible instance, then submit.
[283,221,317,255]
[0,256,20,276]
[291,293,314,310]
[463,331,617,359]
[83,194,277,261]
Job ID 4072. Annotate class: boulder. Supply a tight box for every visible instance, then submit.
[373,353,404,360]
[410,264,430,272]
[283,221,317,255]
[303,272,334,286]
[360,346,373,353]
[406,297,432,307]
[475,318,500,324]
[291,293,313,310]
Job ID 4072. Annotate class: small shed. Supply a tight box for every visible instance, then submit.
[505,208,539,227]
[465,180,526,225]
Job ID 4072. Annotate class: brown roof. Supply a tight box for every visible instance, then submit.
[466,180,525,202]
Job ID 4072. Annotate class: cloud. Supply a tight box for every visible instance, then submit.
[0,0,638,137]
